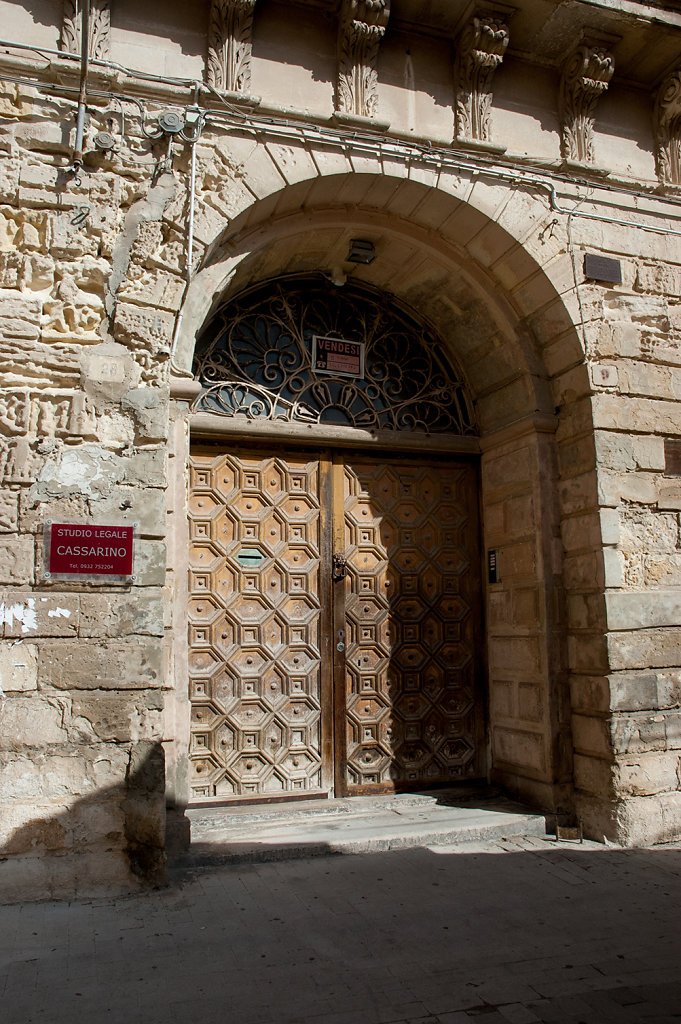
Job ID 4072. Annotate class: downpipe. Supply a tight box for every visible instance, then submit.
[71,0,90,185]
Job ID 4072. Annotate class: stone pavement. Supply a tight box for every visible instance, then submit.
[1,834,680,1024]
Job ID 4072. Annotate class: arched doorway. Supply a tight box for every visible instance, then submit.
[185,275,487,803]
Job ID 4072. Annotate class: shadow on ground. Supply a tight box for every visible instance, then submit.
[1,838,680,1024]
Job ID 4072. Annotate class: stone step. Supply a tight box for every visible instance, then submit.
[177,786,547,868]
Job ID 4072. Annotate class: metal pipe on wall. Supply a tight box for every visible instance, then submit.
[187,137,197,281]
[71,0,91,183]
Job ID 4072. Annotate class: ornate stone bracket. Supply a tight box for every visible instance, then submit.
[454,13,509,143]
[60,0,111,60]
[336,0,391,119]
[559,43,615,164]
[654,67,681,186]
[206,0,258,93]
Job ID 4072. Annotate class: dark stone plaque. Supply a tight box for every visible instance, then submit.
[584,253,622,284]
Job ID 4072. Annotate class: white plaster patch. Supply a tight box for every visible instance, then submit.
[88,354,126,384]
[0,599,37,633]
[33,445,123,499]
[48,607,72,619]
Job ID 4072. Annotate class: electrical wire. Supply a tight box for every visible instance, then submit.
[3,36,681,243]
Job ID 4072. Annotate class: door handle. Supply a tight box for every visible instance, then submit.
[332,553,348,581]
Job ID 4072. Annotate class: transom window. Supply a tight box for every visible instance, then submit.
[192,275,476,438]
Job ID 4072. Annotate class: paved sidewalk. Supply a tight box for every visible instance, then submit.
[1,835,680,1024]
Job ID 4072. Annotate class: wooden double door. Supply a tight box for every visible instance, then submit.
[187,445,483,803]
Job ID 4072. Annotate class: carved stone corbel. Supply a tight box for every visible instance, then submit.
[559,44,614,164]
[206,0,258,93]
[60,0,111,60]
[336,0,391,119]
[654,68,681,186]
[454,14,509,143]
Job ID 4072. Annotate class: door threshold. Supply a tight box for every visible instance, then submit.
[189,789,330,810]
[175,784,547,869]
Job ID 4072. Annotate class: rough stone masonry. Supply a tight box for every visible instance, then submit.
[0,0,681,900]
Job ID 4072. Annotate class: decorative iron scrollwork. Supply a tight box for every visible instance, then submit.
[192,276,476,438]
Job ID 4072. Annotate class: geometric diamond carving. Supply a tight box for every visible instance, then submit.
[189,449,480,800]
[342,457,480,789]
[189,451,322,801]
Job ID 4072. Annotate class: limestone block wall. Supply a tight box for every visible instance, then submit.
[0,76,180,899]
[555,214,681,844]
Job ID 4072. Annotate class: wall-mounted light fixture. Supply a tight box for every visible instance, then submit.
[347,239,376,264]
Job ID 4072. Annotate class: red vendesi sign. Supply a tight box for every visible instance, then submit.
[312,335,365,378]
[48,523,134,577]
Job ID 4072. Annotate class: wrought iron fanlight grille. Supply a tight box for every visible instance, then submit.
[192,277,476,437]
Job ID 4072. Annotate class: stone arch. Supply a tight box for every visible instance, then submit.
[168,169,598,823]
[173,171,589,433]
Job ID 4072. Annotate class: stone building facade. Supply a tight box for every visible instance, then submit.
[1,0,681,899]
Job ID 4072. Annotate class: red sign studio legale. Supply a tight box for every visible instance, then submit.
[49,523,134,576]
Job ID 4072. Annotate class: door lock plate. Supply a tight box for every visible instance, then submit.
[332,553,348,580]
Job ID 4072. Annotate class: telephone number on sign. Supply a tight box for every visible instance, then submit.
[68,562,115,570]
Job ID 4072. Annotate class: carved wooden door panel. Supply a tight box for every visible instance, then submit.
[336,455,483,794]
[187,448,332,802]
[188,447,482,804]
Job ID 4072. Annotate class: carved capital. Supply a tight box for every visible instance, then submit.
[654,68,681,185]
[559,44,614,164]
[60,0,111,60]
[206,0,257,93]
[336,0,391,118]
[454,14,509,143]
